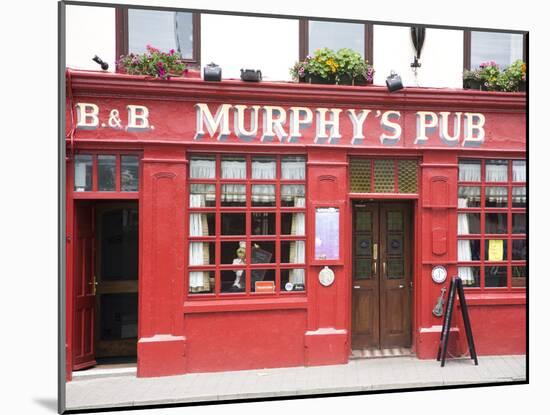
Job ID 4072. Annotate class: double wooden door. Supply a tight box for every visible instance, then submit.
[351,202,412,349]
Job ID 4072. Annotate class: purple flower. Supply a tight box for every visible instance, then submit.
[169,49,175,55]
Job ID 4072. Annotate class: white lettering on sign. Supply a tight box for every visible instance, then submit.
[75,103,152,131]
[75,103,99,129]
[75,102,487,147]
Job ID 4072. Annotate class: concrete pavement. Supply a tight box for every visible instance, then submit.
[66,354,526,411]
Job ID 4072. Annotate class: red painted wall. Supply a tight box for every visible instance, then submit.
[65,71,526,379]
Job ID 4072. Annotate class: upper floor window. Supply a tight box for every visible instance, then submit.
[464,30,525,69]
[116,7,200,66]
[300,19,373,63]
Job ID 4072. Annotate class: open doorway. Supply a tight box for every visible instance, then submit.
[72,201,139,371]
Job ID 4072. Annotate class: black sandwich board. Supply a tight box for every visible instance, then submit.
[437,276,479,367]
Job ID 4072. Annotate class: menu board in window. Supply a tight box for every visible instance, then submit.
[315,207,340,260]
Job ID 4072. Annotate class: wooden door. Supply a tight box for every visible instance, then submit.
[95,203,139,358]
[351,204,379,348]
[379,203,412,348]
[73,203,97,370]
[351,202,412,349]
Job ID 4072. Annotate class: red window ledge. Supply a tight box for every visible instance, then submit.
[463,292,526,306]
[183,296,308,314]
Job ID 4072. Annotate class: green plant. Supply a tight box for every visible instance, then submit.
[117,44,187,80]
[496,60,526,92]
[478,61,500,91]
[290,48,374,84]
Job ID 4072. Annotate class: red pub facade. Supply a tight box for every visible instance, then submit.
[65,70,526,380]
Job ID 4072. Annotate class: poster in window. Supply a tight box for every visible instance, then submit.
[488,239,504,261]
[315,207,340,260]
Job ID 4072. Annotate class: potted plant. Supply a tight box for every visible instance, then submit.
[496,60,526,92]
[290,47,374,86]
[117,44,187,80]
[463,68,483,90]
[334,48,375,85]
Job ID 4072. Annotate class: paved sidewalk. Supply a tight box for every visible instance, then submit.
[66,355,526,411]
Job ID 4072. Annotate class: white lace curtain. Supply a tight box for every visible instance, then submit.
[281,159,306,180]
[459,162,481,182]
[252,159,276,179]
[512,161,526,182]
[486,163,508,182]
[457,208,474,285]
[189,194,211,292]
[190,158,215,179]
[289,198,305,284]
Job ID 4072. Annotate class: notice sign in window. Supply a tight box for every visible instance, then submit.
[488,239,504,261]
[315,207,340,260]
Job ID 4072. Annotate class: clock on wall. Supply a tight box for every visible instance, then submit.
[431,265,447,284]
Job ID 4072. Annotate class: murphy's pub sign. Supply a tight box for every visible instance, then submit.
[75,102,488,147]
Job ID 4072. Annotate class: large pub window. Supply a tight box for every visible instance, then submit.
[187,154,307,297]
[463,30,526,70]
[299,19,373,63]
[116,7,201,67]
[457,159,526,290]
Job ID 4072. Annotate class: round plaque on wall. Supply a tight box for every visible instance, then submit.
[431,265,447,284]
[319,266,335,287]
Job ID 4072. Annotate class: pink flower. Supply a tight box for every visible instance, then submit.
[169,49,175,55]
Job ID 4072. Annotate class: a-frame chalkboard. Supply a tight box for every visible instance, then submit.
[436,276,479,367]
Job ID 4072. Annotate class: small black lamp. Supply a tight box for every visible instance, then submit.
[204,62,222,82]
[240,69,262,82]
[386,71,403,92]
[92,55,109,70]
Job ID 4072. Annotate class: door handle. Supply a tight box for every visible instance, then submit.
[373,261,377,275]
[398,284,405,289]
[353,285,361,289]
[88,276,98,295]
[383,261,387,277]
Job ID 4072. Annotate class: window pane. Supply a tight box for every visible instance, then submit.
[512,266,526,287]
[221,269,246,293]
[458,266,480,287]
[121,155,139,191]
[252,213,275,235]
[251,269,275,293]
[512,213,526,234]
[485,239,507,261]
[221,241,245,265]
[485,160,508,182]
[281,184,306,207]
[221,184,246,206]
[458,186,481,207]
[251,242,275,264]
[190,184,216,207]
[98,155,116,191]
[485,266,508,287]
[281,213,305,235]
[252,184,276,207]
[189,213,215,236]
[252,157,276,179]
[74,154,92,191]
[374,159,394,192]
[512,239,527,260]
[308,20,365,56]
[190,155,216,179]
[471,31,523,69]
[128,9,194,59]
[512,160,526,182]
[100,293,137,340]
[189,270,214,294]
[281,156,306,180]
[512,186,526,208]
[221,156,246,179]
[486,213,508,234]
[459,160,481,182]
[189,242,215,265]
[281,241,305,263]
[221,213,245,235]
[458,213,481,235]
[458,240,480,261]
[485,187,508,208]
[281,269,306,291]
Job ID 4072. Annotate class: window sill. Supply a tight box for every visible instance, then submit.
[462,292,526,306]
[183,295,308,314]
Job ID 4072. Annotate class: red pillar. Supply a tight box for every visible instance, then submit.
[137,147,188,377]
[304,148,349,366]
